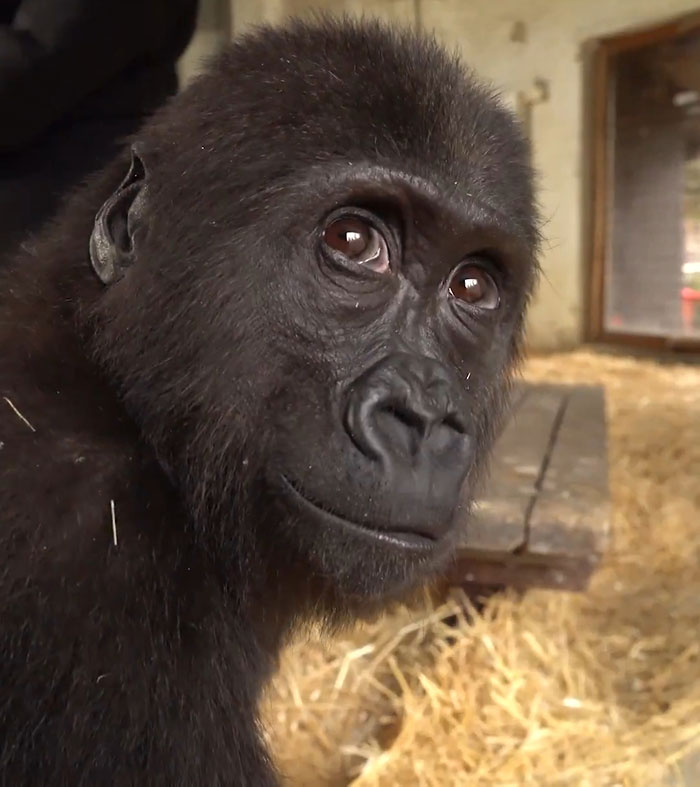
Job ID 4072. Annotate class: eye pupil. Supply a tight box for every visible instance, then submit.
[322,215,391,274]
[325,219,370,258]
[458,276,482,299]
[449,264,499,309]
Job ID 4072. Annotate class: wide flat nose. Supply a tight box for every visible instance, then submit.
[344,353,468,469]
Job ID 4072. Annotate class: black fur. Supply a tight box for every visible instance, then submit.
[0,17,539,786]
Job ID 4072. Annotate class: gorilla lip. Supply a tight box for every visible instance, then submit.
[279,474,437,551]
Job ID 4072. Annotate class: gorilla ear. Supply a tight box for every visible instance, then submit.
[89,144,148,285]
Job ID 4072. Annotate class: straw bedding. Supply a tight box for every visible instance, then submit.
[261,349,700,786]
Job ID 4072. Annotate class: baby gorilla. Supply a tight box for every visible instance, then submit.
[0,17,539,786]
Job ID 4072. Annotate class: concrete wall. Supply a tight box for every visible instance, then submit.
[229,0,415,30]
[184,0,700,350]
[178,0,231,86]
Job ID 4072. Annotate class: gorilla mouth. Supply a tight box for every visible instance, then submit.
[279,475,437,551]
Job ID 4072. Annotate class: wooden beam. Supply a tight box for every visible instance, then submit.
[447,383,610,593]
[527,385,610,560]
[456,385,566,554]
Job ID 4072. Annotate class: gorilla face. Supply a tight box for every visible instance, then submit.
[260,169,533,597]
[86,21,538,603]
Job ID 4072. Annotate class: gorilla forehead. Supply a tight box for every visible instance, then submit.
[143,18,533,232]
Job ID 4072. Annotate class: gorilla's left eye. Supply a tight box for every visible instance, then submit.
[448,263,500,310]
[322,217,390,274]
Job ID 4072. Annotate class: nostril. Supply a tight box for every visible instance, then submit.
[344,354,468,464]
[380,402,426,436]
[373,402,424,460]
[443,411,467,436]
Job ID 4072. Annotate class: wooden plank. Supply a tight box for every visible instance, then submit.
[527,385,610,559]
[446,553,594,593]
[598,9,700,54]
[456,384,568,553]
[445,382,610,593]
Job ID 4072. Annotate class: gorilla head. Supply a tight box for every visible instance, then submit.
[84,19,538,605]
[0,16,538,785]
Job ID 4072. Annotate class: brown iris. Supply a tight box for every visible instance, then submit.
[323,217,390,274]
[448,264,499,309]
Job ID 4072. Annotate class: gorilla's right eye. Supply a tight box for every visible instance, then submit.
[322,217,390,274]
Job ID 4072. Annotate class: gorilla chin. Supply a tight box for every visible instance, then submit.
[274,488,455,602]
[273,466,468,601]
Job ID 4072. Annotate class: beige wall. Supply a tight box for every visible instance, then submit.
[230,0,415,30]
[185,0,700,350]
[178,0,231,86]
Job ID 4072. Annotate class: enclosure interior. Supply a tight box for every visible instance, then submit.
[603,26,700,341]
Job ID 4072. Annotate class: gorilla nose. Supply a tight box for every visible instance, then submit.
[344,354,469,470]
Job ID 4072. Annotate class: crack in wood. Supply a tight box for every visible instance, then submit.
[516,392,571,554]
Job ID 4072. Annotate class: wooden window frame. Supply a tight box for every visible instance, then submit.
[586,10,700,352]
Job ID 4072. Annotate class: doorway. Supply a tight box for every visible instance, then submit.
[589,12,700,351]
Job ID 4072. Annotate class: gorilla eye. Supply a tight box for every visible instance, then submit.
[322,217,390,274]
[448,264,500,310]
